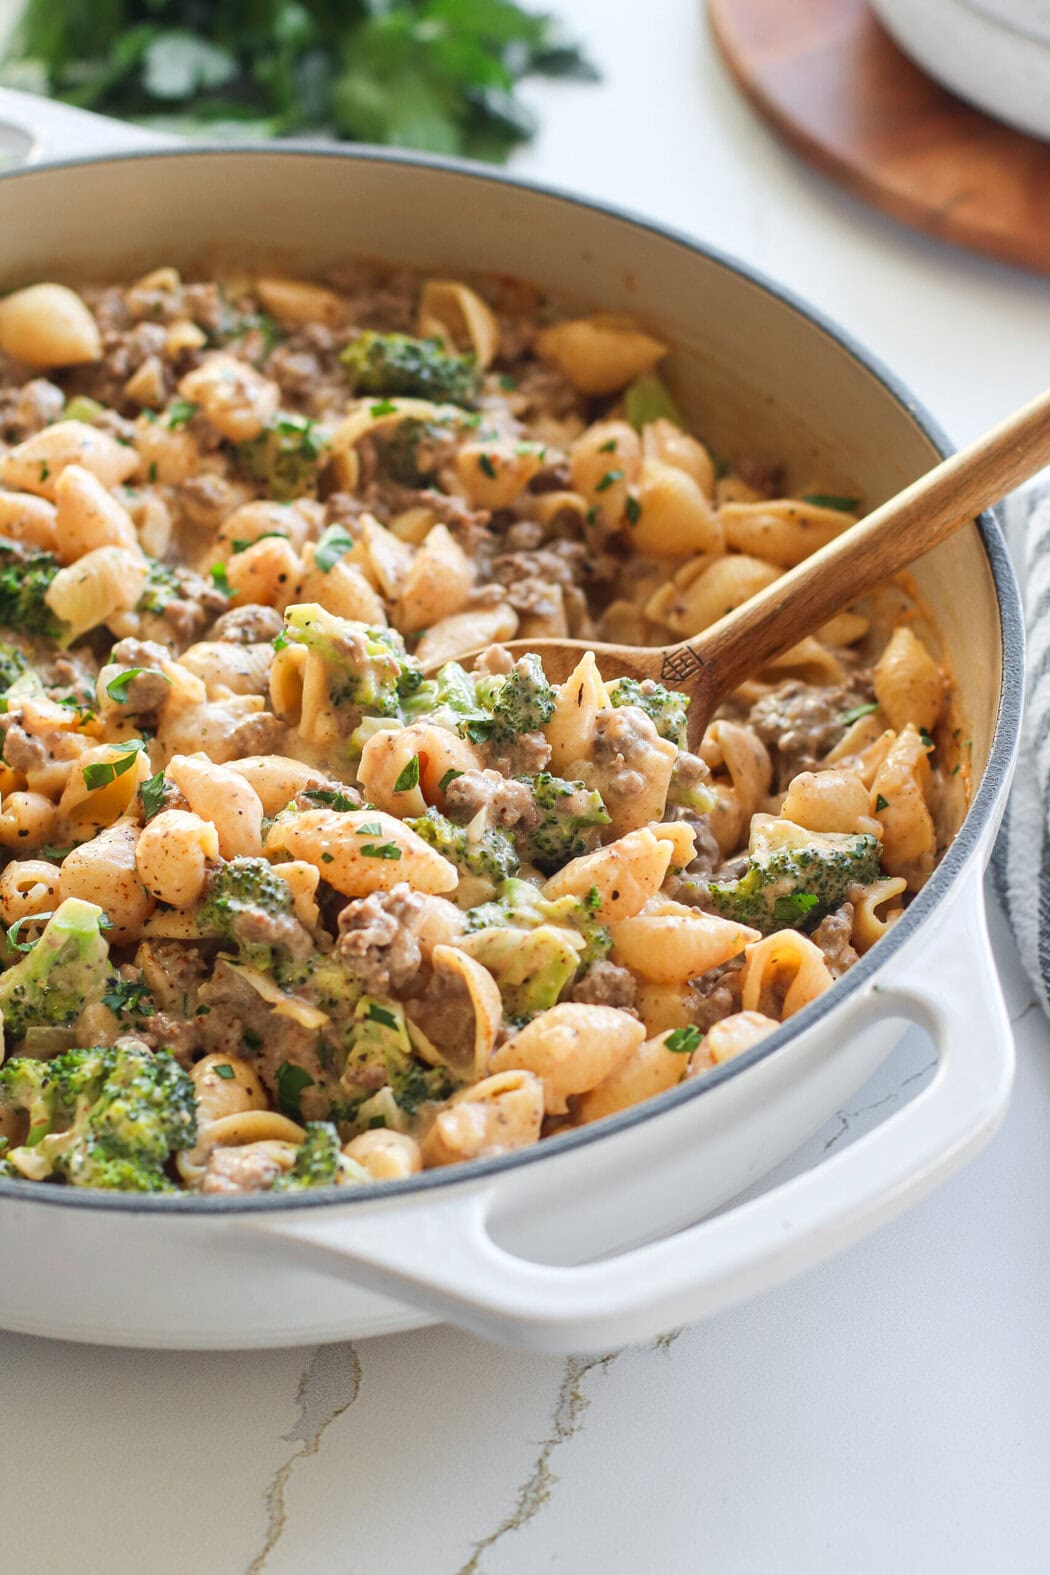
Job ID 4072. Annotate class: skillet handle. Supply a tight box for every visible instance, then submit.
[0,88,170,163]
[245,867,1015,1353]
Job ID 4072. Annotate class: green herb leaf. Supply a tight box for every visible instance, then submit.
[275,1061,314,1120]
[360,842,402,860]
[105,666,173,703]
[598,438,617,453]
[624,494,641,526]
[393,755,420,793]
[370,399,398,417]
[143,32,238,101]
[478,453,497,479]
[595,469,623,493]
[82,740,146,791]
[356,820,383,835]
[139,771,167,820]
[165,398,197,429]
[6,912,53,953]
[875,793,889,811]
[665,1024,701,1054]
[209,563,233,597]
[840,702,880,726]
[214,1063,236,1080]
[367,1002,398,1028]
[438,768,463,792]
[230,531,285,554]
[314,524,355,574]
[919,728,936,752]
[772,891,820,925]
[802,493,860,513]
[302,787,358,812]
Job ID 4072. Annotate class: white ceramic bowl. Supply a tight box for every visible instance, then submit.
[0,92,1023,1353]
[872,0,1050,140]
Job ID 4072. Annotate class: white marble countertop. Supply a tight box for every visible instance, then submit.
[2,3,1049,1570]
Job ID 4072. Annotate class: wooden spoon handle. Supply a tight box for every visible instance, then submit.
[677,384,1050,703]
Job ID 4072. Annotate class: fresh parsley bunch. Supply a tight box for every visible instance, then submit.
[4,0,597,160]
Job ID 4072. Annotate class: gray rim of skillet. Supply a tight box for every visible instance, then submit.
[0,142,1024,1213]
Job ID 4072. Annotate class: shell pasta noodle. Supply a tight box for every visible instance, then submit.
[0,263,959,1195]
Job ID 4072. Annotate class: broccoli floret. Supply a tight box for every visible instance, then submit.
[465,879,611,967]
[463,925,580,1018]
[460,654,555,747]
[341,997,456,1128]
[406,805,519,886]
[491,654,556,739]
[0,898,112,1043]
[710,824,882,934]
[401,660,489,737]
[280,604,423,721]
[237,412,329,500]
[0,1042,195,1192]
[403,658,554,750]
[270,1121,346,1191]
[0,640,27,693]
[378,416,455,486]
[607,677,690,748]
[518,772,610,874]
[0,544,65,640]
[341,332,481,408]
[137,557,183,615]
[197,857,298,966]
[272,953,363,1019]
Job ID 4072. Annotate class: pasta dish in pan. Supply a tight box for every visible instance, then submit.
[0,265,962,1193]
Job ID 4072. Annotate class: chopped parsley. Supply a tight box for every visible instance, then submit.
[624,494,642,526]
[367,1002,398,1028]
[165,398,198,429]
[209,563,233,597]
[438,768,463,792]
[840,702,880,726]
[105,667,172,704]
[393,755,420,793]
[359,842,402,860]
[478,453,497,479]
[772,891,820,925]
[665,1025,701,1054]
[802,492,860,513]
[595,469,623,492]
[313,524,355,574]
[139,771,167,820]
[275,1061,314,1120]
[598,438,618,453]
[82,740,146,791]
[230,531,286,554]
[302,787,358,813]
[6,913,53,953]
[101,977,155,1017]
[875,794,889,811]
[214,1064,236,1080]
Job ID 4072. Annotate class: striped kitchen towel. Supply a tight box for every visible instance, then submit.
[991,488,1050,1017]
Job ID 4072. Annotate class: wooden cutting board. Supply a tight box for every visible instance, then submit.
[708,0,1050,274]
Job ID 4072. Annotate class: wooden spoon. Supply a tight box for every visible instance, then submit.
[438,386,1050,741]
